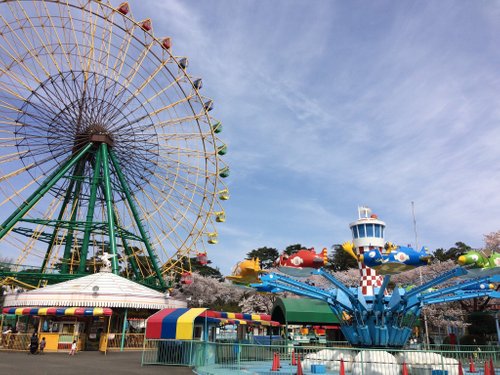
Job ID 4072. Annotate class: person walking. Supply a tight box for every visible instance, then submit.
[69,339,77,355]
[29,332,39,354]
[39,337,46,354]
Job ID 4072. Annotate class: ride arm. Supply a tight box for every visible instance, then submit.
[423,290,500,306]
[403,267,467,302]
[257,273,353,312]
[374,275,391,311]
[314,268,356,297]
[259,273,331,299]
[418,276,496,302]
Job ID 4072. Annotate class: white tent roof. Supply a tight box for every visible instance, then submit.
[3,272,186,309]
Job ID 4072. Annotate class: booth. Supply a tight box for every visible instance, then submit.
[1,270,186,352]
[1,307,112,351]
[146,308,280,341]
[144,308,280,366]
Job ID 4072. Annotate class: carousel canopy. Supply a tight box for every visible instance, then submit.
[2,307,112,317]
[3,272,186,310]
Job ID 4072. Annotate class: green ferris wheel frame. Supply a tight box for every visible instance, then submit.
[0,139,165,289]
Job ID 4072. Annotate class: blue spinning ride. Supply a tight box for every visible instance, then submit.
[252,207,500,348]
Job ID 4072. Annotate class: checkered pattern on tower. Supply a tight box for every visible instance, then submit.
[357,246,384,295]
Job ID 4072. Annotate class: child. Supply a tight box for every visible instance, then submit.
[39,337,46,354]
[69,339,77,355]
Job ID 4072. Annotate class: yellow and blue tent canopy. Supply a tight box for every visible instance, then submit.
[2,307,112,316]
[145,308,280,340]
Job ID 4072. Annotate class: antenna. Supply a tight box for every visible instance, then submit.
[412,201,430,347]
[412,201,418,250]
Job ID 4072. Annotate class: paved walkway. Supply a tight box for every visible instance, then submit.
[0,350,194,375]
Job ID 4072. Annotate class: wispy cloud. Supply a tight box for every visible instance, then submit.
[137,1,500,273]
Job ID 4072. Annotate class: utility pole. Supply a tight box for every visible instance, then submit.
[412,201,431,348]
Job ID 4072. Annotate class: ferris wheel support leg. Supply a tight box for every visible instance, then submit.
[61,159,87,274]
[0,143,94,240]
[108,149,166,289]
[100,143,120,275]
[112,210,141,280]
[79,147,102,274]
[41,161,85,274]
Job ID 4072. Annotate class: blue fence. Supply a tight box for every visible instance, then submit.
[142,340,499,374]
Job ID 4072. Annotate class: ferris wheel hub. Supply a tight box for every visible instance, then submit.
[74,124,114,149]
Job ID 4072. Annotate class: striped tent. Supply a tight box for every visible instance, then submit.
[146,308,280,340]
[2,307,112,316]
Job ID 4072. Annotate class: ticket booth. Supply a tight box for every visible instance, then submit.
[2,307,112,352]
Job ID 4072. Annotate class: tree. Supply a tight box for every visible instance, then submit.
[284,244,303,255]
[179,273,246,311]
[188,257,223,279]
[484,230,500,253]
[327,244,357,271]
[246,247,279,269]
[432,242,473,262]
[239,292,279,315]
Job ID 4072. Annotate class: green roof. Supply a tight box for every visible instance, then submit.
[271,297,340,325]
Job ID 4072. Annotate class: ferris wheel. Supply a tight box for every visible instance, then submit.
[0,0,229,290]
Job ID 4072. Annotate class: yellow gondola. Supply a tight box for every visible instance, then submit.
[215,211,226,222]
[207,232,218,244]
[218,189,230,200]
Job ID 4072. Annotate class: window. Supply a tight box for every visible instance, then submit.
[366,224,374,237]
[358,225,366,238]
[381,227,385,238]
[352,226,358,239]
[374,224,381,238]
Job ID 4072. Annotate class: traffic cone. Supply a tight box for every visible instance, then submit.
[271,352,279,371]
[469,357,477,373]
[291,350,297,366]
[339,358,345,375]
[485,360,491,375]
[458,360,464,375]
[491,358,496,375]
[402,361,409,375]
[276,351,281,368]
[296,355,303,375]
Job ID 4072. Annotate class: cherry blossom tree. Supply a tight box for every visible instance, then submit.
[484,230,500,254]
[179,272,247,311]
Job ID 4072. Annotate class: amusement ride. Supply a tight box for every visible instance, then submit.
[0,0,228,291]
[240,207,500,348]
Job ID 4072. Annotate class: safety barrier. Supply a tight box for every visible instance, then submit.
[106,333,145,350]
[0,333,31,351]
[0,332,145,352]
[142,339,499,374]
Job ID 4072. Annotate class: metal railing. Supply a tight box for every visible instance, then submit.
[0,333,31,351]
[142,339,500,374]
[106,333,145,349]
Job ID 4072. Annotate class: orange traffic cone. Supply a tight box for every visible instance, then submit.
[470,357,477,373]
[458,360,464,375]
[491,358,496,375]
[271,352,279,371]
[339,358,345,375]
[296,355,303,375]
[276,351,281,368]
[291,350,297,366]
[402,361,409,375]
[485,360,491,375]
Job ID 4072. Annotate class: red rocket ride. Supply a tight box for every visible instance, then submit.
[276,248,328,277]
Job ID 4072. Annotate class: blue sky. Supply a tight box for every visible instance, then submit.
[136,1,500,274]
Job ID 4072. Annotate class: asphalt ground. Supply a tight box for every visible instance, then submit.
[0,350,195,375]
